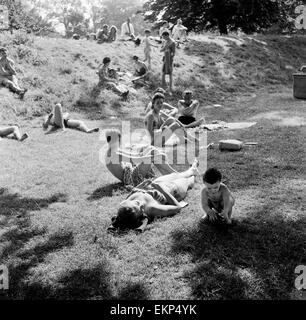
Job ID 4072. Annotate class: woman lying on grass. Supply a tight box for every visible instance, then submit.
[43,103,99,133]
[105,129,177,187]
[0,124,28,142]
[108,158,199,233]
[144,93,199,146]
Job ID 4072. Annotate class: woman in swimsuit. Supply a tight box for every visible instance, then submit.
[43,103,99,133]
[109,158,199,232]
[144,93,199,146]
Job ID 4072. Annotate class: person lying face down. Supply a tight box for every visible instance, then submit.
[108,158,199,233]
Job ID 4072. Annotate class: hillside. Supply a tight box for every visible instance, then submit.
[1,31,306,123]
[1,31,306,300]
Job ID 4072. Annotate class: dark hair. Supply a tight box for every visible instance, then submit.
[203,168,222,184]
[132,55,139,61]
[0,47,7,53]
[112,206,143,230]
[144,29,151,34]
[103,57,111,64]
[162,31,169,37]
[152,93,165,108]
[103,24,109,28]
[105,129,121,143]
[154,87,166,95]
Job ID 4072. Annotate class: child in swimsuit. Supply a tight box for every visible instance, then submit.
[201,168,235,225]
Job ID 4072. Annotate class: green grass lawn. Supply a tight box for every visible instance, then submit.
[0,32,306,300]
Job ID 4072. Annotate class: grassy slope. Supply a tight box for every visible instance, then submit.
[0,31,306,300]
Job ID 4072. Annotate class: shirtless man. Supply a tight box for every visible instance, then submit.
[0,47,27,99]
[109,158,199,232]
[201,168,235,225]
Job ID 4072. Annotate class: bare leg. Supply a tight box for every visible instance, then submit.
[162,72,166,89]
[53,104,65,130]
[67,120,99,133]
[0,126,28,141]
[169,73,173,93]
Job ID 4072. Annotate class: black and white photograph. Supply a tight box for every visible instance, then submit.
[0,0,306,309]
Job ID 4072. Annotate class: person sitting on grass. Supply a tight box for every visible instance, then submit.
[145,93,199,146]
[43,103,99,133]
[144,87,178,117]
[107,26,117,42]
[97,24,109,44]
[177,90,205,128]
[0,124,28,142]
[0,47,27,99]
[97,57,129,100]
[105,129,177,187]
[108,158,199,233]
[131,55,149,86]
[201,168,235,226]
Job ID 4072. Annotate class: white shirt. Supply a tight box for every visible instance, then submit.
[121,21,135,39]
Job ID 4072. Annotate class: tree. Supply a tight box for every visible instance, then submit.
[144,0,287,35]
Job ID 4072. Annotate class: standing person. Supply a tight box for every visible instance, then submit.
[172,19,188,47]
[160,31,176,94]
[0,47,27,99]
[97,24,109,44]
[159,21,170,40]
[177,90,205,128]
[121,17,135,40]
[0,124,28,141]
[143,29,157,70]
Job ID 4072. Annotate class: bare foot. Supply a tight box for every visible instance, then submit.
[20,132,29,142]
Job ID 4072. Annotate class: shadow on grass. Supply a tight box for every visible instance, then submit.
[87,183,125,201]
[170,205,306,299]
[5,264,150,300]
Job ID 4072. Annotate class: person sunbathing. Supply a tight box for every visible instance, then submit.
[97,57,129,99]
[0,124,28,141]
[144,87,178,117]
[177,90,205,128]
[43,103,99,133]
[105,129,177,187]
[0,47,27,99]
[108,158,199,232]
[144,93,199,146]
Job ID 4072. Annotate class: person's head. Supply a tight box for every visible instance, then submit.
[105,129,121,145]
[162,31,170,40]
[203,168,222,194]
[0,47,8,58]
[127,17,131,23]
[151,93,165,112]
[103,56,111,65]
[144,29,151,36]
[103,24,109,31]
[132,55,139,63]
[177,19,182,25]
[183,90,193,103]
[111,199,145,230]
[110,25,117,35]
[154,87,166,95]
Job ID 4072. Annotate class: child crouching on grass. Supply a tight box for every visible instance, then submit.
[201,168,235,225]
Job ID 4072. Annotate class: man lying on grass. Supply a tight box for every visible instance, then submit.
[105,129,177,187]
[0,47,27,99]
[108,158,199,233]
